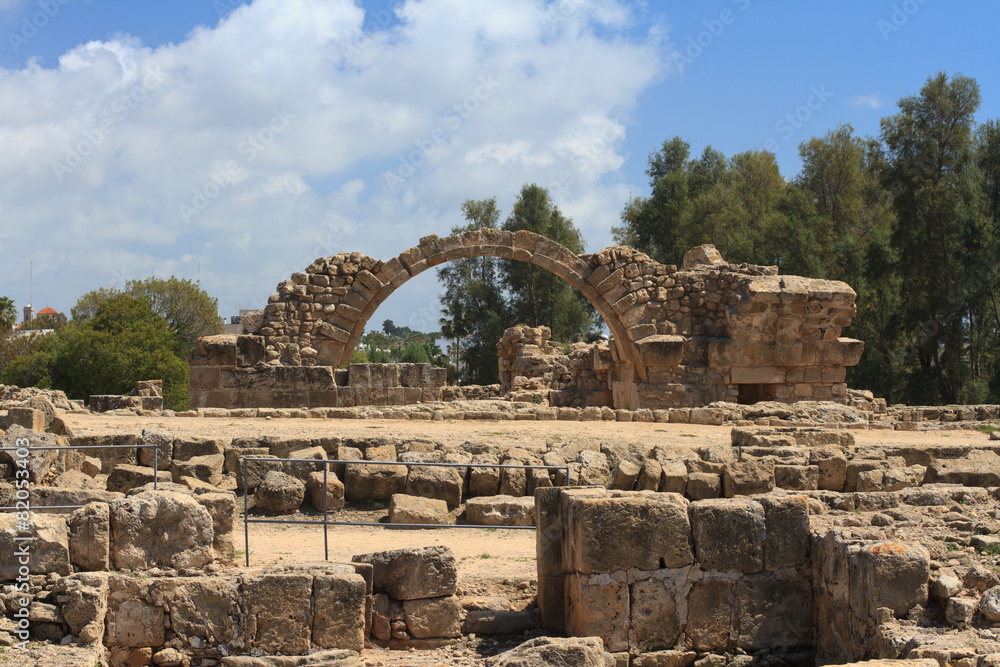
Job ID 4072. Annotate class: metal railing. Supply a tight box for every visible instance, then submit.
[241,456,569,567]
[0,442,160,512]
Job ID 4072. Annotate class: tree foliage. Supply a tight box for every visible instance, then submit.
[0,297,15,333]
[615,72,1000,405]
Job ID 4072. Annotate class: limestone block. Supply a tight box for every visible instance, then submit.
[195,492,237,562]
[610,460,640,490]
[566,492,692,573]
[69,502,110,571]
[760,495,810,571]
[465,495,534,526]
[283,445,328,482]
[469,458,501,497]
[344,462,407,502]
[565,571,629,652]
[403,595,464,639]
[636,459,661,491]
[685,473,721,500]
[172,437,224,461]
[736,568,813,651]
[307,471,345,512]
[389,494,449,525]
[691,498,765,574]
[56,573,109,644]
[254,470,305,512]
[723,461,774,497]
[138,429,173,470]
[0,424,58,483]
[633,651,698,667]
[660,461,688,494]
[811,447,847,492]
[0,513,70,578]
[53,469,102,489]
[151,576,241,649]
[630,572,683,651]
[849,542,929,619]
[313,572,367,651]
[405,465,464,507]
[170,453,224,487]
[924,451,1000,487]
[489,636,616,667]
[773,465,819,491]
[236,453,278,493]
[243,574,313,655]
[686,575,734,651]
[106,597,165,648]
[107,465,172,494]
[352,545,457,600]
[109,491,214,570]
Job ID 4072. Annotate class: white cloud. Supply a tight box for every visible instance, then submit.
[850,93,883,110]
[0,0,665,327]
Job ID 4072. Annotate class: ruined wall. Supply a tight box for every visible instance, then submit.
[536,487,931,662]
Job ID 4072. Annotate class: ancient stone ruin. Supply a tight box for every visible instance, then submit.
[190,229,863,410]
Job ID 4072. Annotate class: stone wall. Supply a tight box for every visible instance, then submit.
[188,334,448,409]
[223,229,863,409]
[536,487,931,662]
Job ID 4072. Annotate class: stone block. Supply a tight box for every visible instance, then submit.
[489,637,615,667]
[172,437,224,461]
[138,429,173,470]
[660,461,688,494]
[69,502,110,572]
[405,465,464,507]
[352,545,458,600]
[0,513,70,578]
[811,447,847,492]
[105,596,164,648]
[106,465,171,494]
[566,492,692,573]
[736,569,813,651]
[686,576,734,651]
[195,492,237,562]
[849,542,929,619]
[631,572,683,651]
[345,462,408,502]
[254,470,305,512]
[306,471,345,512]
[403,596,464,639]
[760,495,810,570]
[686,472,721,500]
[56,572,109,644]
[774,465,819,491]
[465,495,534,526]
[170,453,224,487]
[236,454,278,493]
[723,461,773,497]
[691,498,765,574]
[565,572,629,653]
[109,491,214,570]
[389,494,449,525]
[243,574,313,655]
[312,572,367,651]
[151,576,241,649]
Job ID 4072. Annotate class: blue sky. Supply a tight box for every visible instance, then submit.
[1,0,998,334]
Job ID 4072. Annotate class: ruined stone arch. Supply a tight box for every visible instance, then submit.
[259,228,645,373]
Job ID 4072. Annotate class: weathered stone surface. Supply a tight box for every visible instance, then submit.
[469,460,501,497]
[389,493,449,525]
[352,545,458,600]
[633,651,698,667]
[405,464,464,507]
[564,572,629,653]
[924,451,1000,487]
[243,574,313,655]
[736,569,813,651]
[487,636,615,667]
[254,470,305,512]
[172,436,225,461]
[691,498,765,573]
[196,491,237,561]
[631,571,683,651]
[306,470,345,512]
[151,576,241,649]
[53,469,102,489]
[773,465,819,491]
[723,461,774,497]
[313,572,367,651]
[345,462,408,502]
[0,513,70,578]
[138,428,173,469]
[849,542,929,618]
[171,453,224,486]
[685,472,721,500]
[686,576,734,651]
[0,424,58,483]
[465,495,535,527]
[979,586,1000,622]
[403,595,464,638]
[107,464,171,494]
[221,650,362,667]
[566,492,692,573]
[812,448,848,492]
[760,494,810,570]
[464,609,535,636]
[56,573,109,644]
[69,502,110,571]
[109,491,214,570]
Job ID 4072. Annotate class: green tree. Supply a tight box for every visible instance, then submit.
[4,294,189,409]
[500,184,600,342]
[74,277,222,352]
[881,71,984,403]
[437,198,510,384]
[0,297,15,333]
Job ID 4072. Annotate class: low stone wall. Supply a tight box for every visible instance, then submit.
[188,335,449,409]
[536,487,931,662]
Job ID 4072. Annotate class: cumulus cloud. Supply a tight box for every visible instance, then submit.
[0,0,665,328]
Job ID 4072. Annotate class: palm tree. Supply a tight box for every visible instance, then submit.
[0,297,16,334]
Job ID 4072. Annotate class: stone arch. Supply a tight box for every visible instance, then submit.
[258,229,644,372]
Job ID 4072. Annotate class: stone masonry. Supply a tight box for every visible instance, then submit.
[191,229,864,409]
